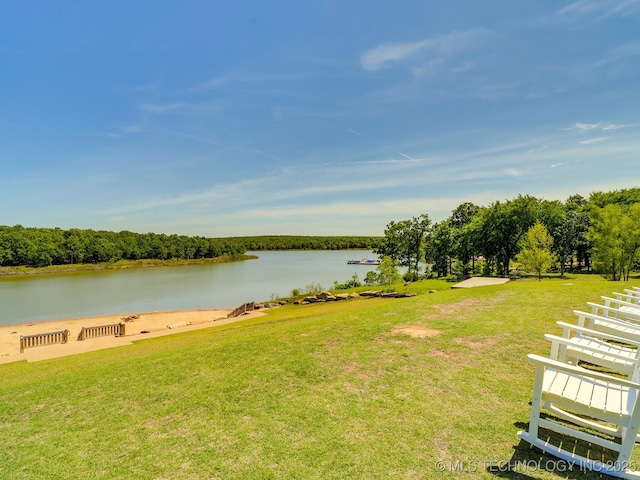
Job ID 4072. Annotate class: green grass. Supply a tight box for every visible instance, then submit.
[1,275,639,479]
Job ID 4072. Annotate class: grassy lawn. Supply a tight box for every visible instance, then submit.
[1,274,639,479]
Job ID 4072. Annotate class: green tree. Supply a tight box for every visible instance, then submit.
[538,199,565,236]
[426,221,454,277]
[588,204,640,281]
[63,229,86,264]
[475,195,540,276]
[566,195,593,271]
[374,214,430,276]
[376,256,402,285]
[589,188,640,208]
[623,204,640,280]
[517,221,555,281]
[450,202,480,275]
[552,212,573,276]
[364,257,401,286]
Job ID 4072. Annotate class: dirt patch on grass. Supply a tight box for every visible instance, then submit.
[343,361,358,374]
[427,349,454,359]
[343,361,379,379]
[435,435,450,459]
[433,297,485,314]
[391,325,442,338]
[453,334,510,349]
[421,292,513,321]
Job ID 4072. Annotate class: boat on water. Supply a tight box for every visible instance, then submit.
[347,258,380,265]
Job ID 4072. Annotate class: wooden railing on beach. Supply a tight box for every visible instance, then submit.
[20,330,70,353]
[78,323,125,341]
[227,302,255,319]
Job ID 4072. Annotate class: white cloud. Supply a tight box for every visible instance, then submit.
[361,39,431,71]
[606,39,640,61]
[504,168,529,177]
[232,195,497,223]
[360,29,490,72]
[123,124,144,134]
[572,122,601,130]
[558,0,640,18]
[192,72,306,91]
[196,75,231,90]
[579,136,607,144]
[567,121,628,131]
[140,102,185,114]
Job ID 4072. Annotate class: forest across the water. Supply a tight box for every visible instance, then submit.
[0,227,381,269]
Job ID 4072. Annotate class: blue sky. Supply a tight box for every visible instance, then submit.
[1,1,639,237]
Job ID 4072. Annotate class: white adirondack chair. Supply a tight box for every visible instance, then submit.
[574,310,640,343]
[586,299,640,326]
[518,354,640,478]
[546,321,640,381]
[621,289,640,297]
[615,291,640,305]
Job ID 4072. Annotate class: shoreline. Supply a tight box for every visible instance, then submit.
[0,308,265,365]
[0,255,258,277]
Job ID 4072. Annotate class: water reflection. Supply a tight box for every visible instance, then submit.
[0,250,378,325]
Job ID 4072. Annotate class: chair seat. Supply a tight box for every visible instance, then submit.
[593,318,640,341]
[565,336,637,373]
[519,354,640,477]
[621,305,640,317]
[543,366,632,419]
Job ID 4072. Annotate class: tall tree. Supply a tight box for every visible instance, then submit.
[449,202,480,275]
[376,256,402,285]
[588,204,640,281]
[426,221,454,277]
[622,204,640,281]
[564,195,592,271]
[475,195,540,276]
[517,221,555,281]
[552,206,590,276]
[589,188,640,208]
[374,214,431,276]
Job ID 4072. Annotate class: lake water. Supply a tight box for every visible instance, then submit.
[0,250,379,326]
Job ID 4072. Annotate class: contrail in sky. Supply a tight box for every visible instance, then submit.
[398,152,417,161]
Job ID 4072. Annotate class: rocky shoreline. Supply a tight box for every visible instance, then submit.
[252,289,417,309]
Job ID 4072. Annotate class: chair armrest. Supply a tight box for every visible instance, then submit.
[601,296,640,310]
[544,333,639,361]
[526,354,640,388]
[613,292,640,304]
[583,304,640,322]
[556,321,640,347]
[574,309,640,329]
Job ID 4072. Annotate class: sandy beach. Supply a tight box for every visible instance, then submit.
[0,309,265,364]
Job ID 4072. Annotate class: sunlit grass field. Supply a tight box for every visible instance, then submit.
[1,275,639,479]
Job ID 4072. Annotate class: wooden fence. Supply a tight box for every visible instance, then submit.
[78,323,125,341]
[20,330,70,353]
[227,302,255,319]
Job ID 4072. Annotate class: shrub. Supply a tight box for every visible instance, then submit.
[402,271,420,283]
[302,282,323,295]
[333,273,362,290]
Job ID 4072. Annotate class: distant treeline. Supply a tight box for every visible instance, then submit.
[223,235,381,251]
[0,228,382,268]
[0,227,245,267]
[374,187,640,281]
